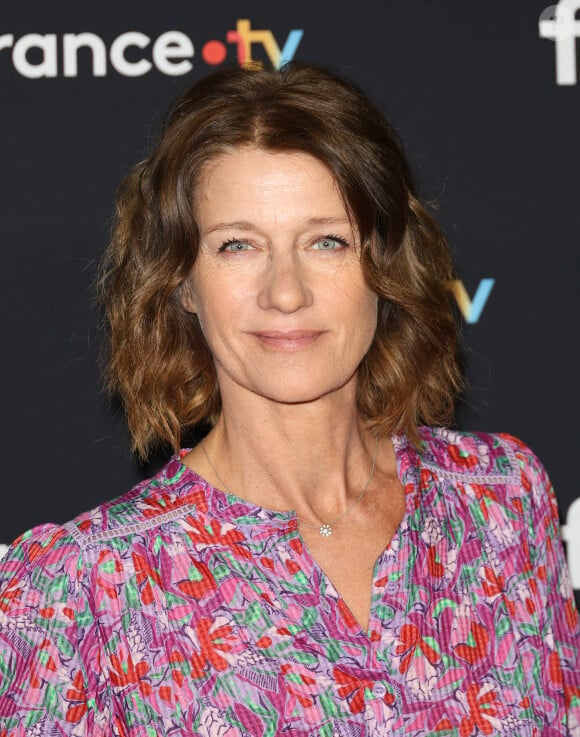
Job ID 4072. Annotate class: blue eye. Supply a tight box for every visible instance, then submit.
[312,236,348,250]
[220,240,251,252]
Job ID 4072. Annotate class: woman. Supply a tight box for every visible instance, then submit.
[1,63,578,736]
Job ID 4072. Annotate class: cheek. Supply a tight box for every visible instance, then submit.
[358,289,379,332]
[187,266,226,323]
[192,281,248,352]
[332,288,377,357]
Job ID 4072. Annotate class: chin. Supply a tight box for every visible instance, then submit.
[246,372,357,406]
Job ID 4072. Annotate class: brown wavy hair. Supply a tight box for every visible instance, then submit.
[100,62,461,460]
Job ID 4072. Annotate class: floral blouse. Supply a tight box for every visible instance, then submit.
[0,429,579,737]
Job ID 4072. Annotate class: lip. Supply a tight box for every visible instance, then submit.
[250,330,324,350]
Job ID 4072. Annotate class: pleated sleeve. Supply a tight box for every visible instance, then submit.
[0,523,110,736]
[512,438,580,735]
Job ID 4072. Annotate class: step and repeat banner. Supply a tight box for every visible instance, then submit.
[1,1,579,603]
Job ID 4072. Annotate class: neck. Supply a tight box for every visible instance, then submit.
[195,378,392,523]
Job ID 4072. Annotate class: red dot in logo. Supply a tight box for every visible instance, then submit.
[202,40,227,65]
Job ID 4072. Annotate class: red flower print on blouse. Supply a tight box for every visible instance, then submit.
[454,622,490,665]
[481,567,505,598]
[186,518,252,560]
[459,683,501,737]
[0,576,22,613]
[190,617,235,678]
[333,667,375,714]
[65,671,88,724]
[142,487,208,518]
[427,546,445,578]
[132,552,162,605]
[470,485,499,523]
[448,445,479,470]
[395,623,440,674]
[95,549,124,601]
[108,650,151,696]
[26,528,66,563]
[176,559,216,599]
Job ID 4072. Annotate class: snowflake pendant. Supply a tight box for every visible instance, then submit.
[319,524,332,537]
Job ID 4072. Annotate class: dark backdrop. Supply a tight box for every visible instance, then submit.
[1,1,579,603]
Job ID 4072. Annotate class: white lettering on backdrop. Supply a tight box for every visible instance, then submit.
[0,31,194,78]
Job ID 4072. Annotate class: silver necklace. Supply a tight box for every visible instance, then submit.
[201,435,378,538]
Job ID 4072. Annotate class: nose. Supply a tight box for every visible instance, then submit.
[257,250,313,313]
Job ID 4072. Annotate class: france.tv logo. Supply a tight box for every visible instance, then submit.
[0,19,304,79]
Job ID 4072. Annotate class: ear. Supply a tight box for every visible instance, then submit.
[180,278,198,314]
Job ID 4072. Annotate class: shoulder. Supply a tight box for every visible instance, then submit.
[413,428,560,570]
[414,428,560,547]
[0,522,83,601]
[1,456,208,576]
[416,426,545,487]
[414,427,554,520]
[62,455,208,545]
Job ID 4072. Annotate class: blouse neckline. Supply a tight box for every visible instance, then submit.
[166,432,422,532]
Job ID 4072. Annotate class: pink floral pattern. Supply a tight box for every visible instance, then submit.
[0,429,579,736]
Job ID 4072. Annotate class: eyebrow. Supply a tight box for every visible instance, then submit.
[203,216,351,236]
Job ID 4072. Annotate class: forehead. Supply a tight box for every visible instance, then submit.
[195,147,351,228]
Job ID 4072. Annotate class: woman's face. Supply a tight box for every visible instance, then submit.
[184,147,378,408]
